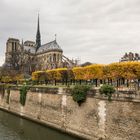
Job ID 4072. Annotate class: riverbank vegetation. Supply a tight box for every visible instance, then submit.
[99,84,115,101]
[31,62,140,90]
[71,85,91,106]
[0,61,140,91]
[19,85,29,106]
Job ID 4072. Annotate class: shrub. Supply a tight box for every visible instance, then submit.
[19,85,29,106]
[99,84,115,101]
[6,85,10,104]
[0,84,5,98]
[71,85,91,106]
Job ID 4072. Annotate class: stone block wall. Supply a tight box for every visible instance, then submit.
[0,88,139,140]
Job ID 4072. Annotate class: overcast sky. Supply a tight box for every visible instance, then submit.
[0,0,140,65]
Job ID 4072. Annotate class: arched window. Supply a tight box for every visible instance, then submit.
[59,54,62,62]
[12,42,14,51]
[49,55,51,62]
[53,54,56,62]
[57,54,59,62]
[15,42,17,51]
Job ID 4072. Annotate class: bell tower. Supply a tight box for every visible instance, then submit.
[5,38,21,69]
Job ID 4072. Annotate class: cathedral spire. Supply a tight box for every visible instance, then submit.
[36,13,41,51]
[21,39,24,46]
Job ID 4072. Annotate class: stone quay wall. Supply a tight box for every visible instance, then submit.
[0,87,139,140]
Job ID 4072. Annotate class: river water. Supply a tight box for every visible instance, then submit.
[0,109,81,140]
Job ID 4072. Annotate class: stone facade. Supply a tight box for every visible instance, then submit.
[0,88,139,140]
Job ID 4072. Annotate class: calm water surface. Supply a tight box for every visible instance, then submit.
[0,109,81,140]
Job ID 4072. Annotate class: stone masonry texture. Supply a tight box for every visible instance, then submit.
[0,88,139,140]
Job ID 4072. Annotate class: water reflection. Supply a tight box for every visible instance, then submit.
[0,110,81,140]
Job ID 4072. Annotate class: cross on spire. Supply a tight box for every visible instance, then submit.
[55,34,57,41]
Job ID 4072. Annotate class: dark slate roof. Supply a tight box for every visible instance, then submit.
[24,46,36,54]
[8,38,19,42]
[23,40,62,54]
[37,40,63,53]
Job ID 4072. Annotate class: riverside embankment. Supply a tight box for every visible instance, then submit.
[0,86,139,140]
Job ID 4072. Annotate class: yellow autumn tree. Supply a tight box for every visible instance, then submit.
[32,71,46,81]
[84,64,104,80]
[1,76,12,83]
[133,62,140,79]
[120,62,137,80]
[106,63,123,80]
[31,61,140,87]
[46,68,68,85]
[72,67,85,80]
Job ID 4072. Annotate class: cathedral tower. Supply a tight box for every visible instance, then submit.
[5,38,21,70]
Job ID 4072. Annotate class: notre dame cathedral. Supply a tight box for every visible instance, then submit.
[4,15,77,74]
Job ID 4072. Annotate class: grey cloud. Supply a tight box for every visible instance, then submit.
[0,0,140,66]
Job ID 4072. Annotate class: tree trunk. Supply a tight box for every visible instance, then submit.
[127,79,129,87]
[110,79,112,85]
[138,79,140,90]
[100,80,103,84]
[117,79,119,87]
[95,79,98,87]
[65,78,68,85]
[108,78,110,85]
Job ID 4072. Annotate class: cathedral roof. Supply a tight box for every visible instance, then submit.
[23,40,62,54]
[7,38,19,42]
[24,46,36,54]
[37,40,63,53]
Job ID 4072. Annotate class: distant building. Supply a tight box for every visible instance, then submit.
[120,52,140,62]
[4,15,78,74]
[81,62,93,67]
